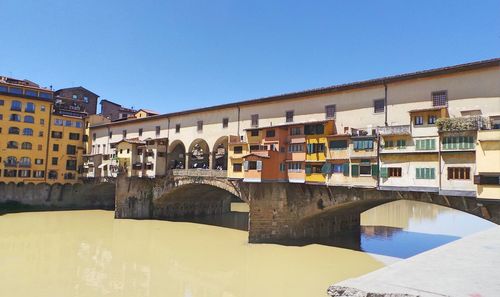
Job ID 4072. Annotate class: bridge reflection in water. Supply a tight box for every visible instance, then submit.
[173,200,494,259]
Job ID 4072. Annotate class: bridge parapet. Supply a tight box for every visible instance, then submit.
[172,169,227,178]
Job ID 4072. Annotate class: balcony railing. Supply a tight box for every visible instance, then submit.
[172,169,227,178]
[436,116,485,132]
[378,125,411,136]
[3,162,18,168]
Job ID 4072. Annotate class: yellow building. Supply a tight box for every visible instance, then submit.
[305,120,335,184]
[46,114,85,183]
[0,77,53,184]
[475,117,500,200]
[227,135,248,179]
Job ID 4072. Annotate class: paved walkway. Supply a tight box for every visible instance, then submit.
[329,226,500,297]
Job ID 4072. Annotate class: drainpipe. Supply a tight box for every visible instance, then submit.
[237,105,241,138]
[166,117,170,175]
[43,104,53,183]
[384,81,388,127]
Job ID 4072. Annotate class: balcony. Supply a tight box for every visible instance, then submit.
[3,162,18,168]
[378,125,411,136]
[18,163,32,168]
[437,116,485,132]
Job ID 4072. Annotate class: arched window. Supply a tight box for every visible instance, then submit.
[8,127,20,134]
[19,157,31,166]
[25,102,35,113]
[9,114,21,122]
[24,115,34,123]
[23,128,33,136]
[21,142,32,150]
[11,100,21,111]
[7,141,18,149]
[5,156,17,166]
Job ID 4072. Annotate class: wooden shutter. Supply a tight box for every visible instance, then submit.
[380,167,388,178]
[351,164,359,177]
[416,168,421,179]
[371,164,379,177]
[243,161,249,171]
[256,160,262,171]
[343,163,350,176]
[305,165,312,175]
[430,139,436,150]
[430,168,435,179]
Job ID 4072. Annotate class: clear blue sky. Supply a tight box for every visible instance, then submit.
[1,0,499,113]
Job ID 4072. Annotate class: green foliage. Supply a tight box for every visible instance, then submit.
[436,116,485,132]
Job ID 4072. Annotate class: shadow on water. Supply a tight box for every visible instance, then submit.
[169,211,249,231]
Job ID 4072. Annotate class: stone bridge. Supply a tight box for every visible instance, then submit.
[115,171,500,244]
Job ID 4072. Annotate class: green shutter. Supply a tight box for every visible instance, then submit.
[430,139,436,150]
[305,165,312,175]
[321,162,332,174]
[416,168,421,179]
[380,167,388,178]
[351,164,359,177]
[430,168,435,179]
[371,164,379,177]
[424,168,430,179]
[343,163,350,176]
[459,136,464,149]
[416,140,421,150]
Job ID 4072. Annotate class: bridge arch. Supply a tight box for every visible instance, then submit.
[188,138,210,169]
[212,136,228,170]
[168,140,186,169]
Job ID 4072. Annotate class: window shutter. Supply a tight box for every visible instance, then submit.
[256,160,262,171]
[305,165,312,175]
[343,163,350,176]
[416,140,421,150]
[371,164,379,177]
[430,168,435,179]
[430,139,436,150]
[416,168,421,179]
[321,162,332,174]
[380,167,388,178]
[458,136,464,149]
[243,161,249,171]
[351,164,359,177]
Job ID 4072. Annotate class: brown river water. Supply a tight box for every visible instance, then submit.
[0,200,494,297]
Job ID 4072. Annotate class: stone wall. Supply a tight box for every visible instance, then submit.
[0,181,115,211]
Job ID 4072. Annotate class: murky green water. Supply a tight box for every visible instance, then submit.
[0,200,494,297]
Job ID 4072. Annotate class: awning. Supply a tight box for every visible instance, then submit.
[290,137,306,144]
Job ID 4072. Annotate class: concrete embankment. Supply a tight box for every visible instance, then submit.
[328,226,500,297]
[0,181,115,213]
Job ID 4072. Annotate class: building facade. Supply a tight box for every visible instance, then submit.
[85,59,500,199]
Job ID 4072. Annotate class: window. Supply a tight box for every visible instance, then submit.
[305,164,323,175]
[0,114,2,120]
[24,116,34,123]
[414,116,424,125]
[432,90,447,107]
[156,126,160,136]
[52,157,58,165]
[290,127,301,135]
[325,105,336,119]
[353,139,374,150]
[51,131,63,139]
[40,92,52,99]
[384,140,394,148]
[442,136,474,150]
[250,130,259,137]
[374,99,385,113]
[448,167,470,180]
[65,120,72,127]
[474,175,500,185]
[234,146,243,154]
[416,168,436,179]
[248,161,258,170]
[67,145,76,155]
[288,144,303,152]
[11,100,22,111]
[40,105,46,111]
[304,124,324,135]
[266,129,275,137]
[288,162,302,172]
[35,159,43,165]
[53,144,59,151]
[8,127,20,134]
[359,160,372,176]
[251,114,259,127]
[66,160,77,171]
[416,139,436,150]
[18,170,31,177]
[109,131,113,138]
[428,115,437,124]
[396,139,406,148]
[329,140,348,150]
[175,124,181,133]
[48,170,57,179]
[25,102,35,113]
[137,148,143,155]
[69,133,80,140]
[222,118,229,128]
[278,163,285,172]
[33,171,45,178]
[3,169,17,177]
[25,89,37,96]
[9,114,21,121]
[75,121,82,128]
[286,111,294,123]
[72,94,78,100]
[19,157,31,167]
[0,99,3,105]
[54,119,63,126]
[38,144,42,151]
[139,128,143,136]
[83,96,89,103]
[306,143,325,153]
[40,119,45,125]
[233,163,242,172]
[387,167,402,177]
[5,156,17,166]
[21,142,32,150]
[197,120,203,131]
[7,141,18,149]
[332,164,343,173]
[122,130,127,138]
